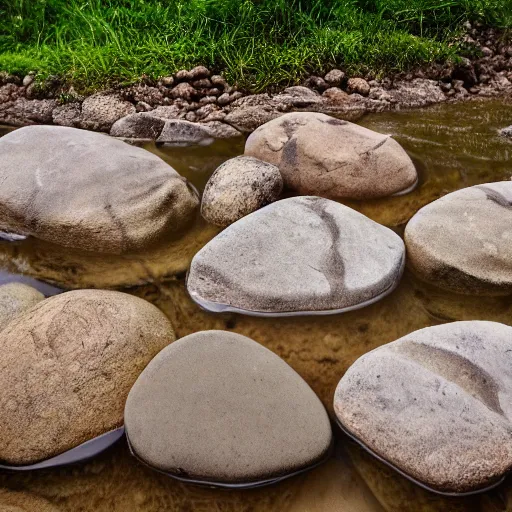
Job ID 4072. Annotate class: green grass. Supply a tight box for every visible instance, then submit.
[0,0,511,92]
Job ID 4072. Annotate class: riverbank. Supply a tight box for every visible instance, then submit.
[1,20,511,138]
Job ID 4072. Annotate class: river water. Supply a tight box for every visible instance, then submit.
[0,98,511,511]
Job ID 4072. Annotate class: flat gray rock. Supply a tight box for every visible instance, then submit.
[201,156,283,227]
[125,330,332,485]
[0,289,174,465]
[187,196,405,316]
[405,181,512,295]
[334,321,512,495]
[245,112,418,199]
[0,126,198,254]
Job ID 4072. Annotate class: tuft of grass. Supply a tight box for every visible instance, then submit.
[0,0,510,92]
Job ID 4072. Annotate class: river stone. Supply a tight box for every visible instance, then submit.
[125,330,332,484]
[334,321,512,494]
[0,282,44,331]
[0,125,198,254]
[405,181,512,295]
[187,196,405,315]
[0,289,174,465]
[244,112,417,199]
[156,120,214,146]
[201,156,283,227]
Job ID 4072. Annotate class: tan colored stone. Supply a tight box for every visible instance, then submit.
[125,331,332,484]
[201,156,283,227]
[0,489,61,512]
[245,112,417,199]
[405,181,512,295]
[0,290,174,465]
[0,282,44,331]
[0,126,198,254]
[81,94,135,131]
[335,321,512,494]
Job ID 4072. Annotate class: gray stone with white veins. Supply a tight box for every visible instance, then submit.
[187,196,405,315]
[405,181,512,295]
[125,330,332,485]
[334,321,512,494]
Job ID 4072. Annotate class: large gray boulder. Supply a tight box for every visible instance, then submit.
[244,112,417,199]
[0,289,174,464]
[405,181,512,295]
[201,156,283,227]
[125,330,332,485]
[334,321,512,494]
[187,196,405,316]
[0,126,198,254]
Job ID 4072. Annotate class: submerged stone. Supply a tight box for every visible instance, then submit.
[125,330,332,485]
[187,196,405,316]
[334,321,512,494]
[201,156,283,227]
[244,112,417,199]
[405,181,512,295]
[0,290,174,465]
[0,126,198,254]
[0,282,44,331]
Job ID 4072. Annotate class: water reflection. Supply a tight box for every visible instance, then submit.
[0,99,511,510]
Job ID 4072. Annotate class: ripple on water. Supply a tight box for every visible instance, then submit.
[0,98,511,511]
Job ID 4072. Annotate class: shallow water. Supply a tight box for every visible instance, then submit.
[0,98,511,511]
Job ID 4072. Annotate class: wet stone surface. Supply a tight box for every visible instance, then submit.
[188,196,405,316]
[334,321,512,494]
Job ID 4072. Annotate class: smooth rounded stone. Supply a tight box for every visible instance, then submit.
[0,126,198,254]
[187,196,405,316]
[405,181,512,295]
[80,93,136,131]
[0,290,174,465]
[334,321,512,495]
[201,156,283,227]
[125,330,332,485]
[0,282,44,331]
[244,112,418,200]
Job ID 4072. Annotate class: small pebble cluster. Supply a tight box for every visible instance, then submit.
[0,108,510,498]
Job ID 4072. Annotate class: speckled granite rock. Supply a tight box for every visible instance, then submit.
[244,112,417,199]
[0,282,44,330]
[110,113,165,140]
[201,156,283,227]
[125,330,332,485]
[80,93,135,131]
[187,196,405,315]
[334,321,512,494]
[405,181,512,295]
[0,126,198,254]
[0,290,174,465]
[156,119,215,146]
